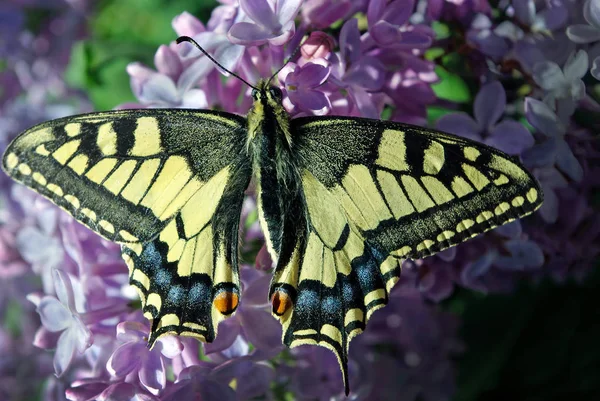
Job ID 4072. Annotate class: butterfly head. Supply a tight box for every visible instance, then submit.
[251,81,283,106]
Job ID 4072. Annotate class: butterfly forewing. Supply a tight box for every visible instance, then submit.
[2,108,251,345]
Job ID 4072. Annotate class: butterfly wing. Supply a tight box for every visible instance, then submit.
[270,116,543,391]
[3,109,251,344]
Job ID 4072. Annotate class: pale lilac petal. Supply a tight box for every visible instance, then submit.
[240,0,278,30]
[524,97,564,137]
[461,251,495,283]
[436,113,481,141]
[564,50,589,80]
[213,42,244,72]
[487,120,534,154]
[239,308,282,351]
[566,24,600,43]
[37,296,71,332]
[221,335,249,359]
[592,56,600,79]
[539,6,568,31]
[474,81,505,128]
[139,351,166,395]
[172,11,205,37]
[156,336,183,359]
[340,18,361,65]
[33,326,61,349]
[116,321,147,342]
[52,269,76,311]
[276,0,302,24]
[587,0,600,28]
[54,328,78,376]
[494,240,544,270]
[139,74,179,105]
[555,140,583,182]
[181,89,208,108]
[533,61,565,91]
[204,319,240,354]
[73,318,92,353]
[107,342,145,377]
[266,23,296,46]
[177,58,213,94]
[228,22,273,45]
[154,45,182,80]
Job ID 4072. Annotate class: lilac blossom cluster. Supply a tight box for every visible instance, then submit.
[0,0,598,400]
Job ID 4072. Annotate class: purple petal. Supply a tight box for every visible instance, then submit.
[494,220,522,238]
[228,22,273,45]
[276,0,302,24]
[37,296,71,332]
[344,56,385,91]
[340,18,361,65]
[521,139,558,168]
[235,362,275,399]
[177,58,213,94]
[460,251,496,283]
[288,89,331,114]
[242,274,271,306]
[154,45,182,81]
[349,85,379,119]
[539,5,568,31]
[240,0,278,30]
[436,113,481,141]
[33,326,61,349]
[566,24,600,43]
[370,21,399,47]
[524,97,564,137]
[539,181,559,223]
[139,351,166,395]
[512,0,535,25]
[367,0,386,26]
[487,120,534,154]
[555,139,583,182]
[564,50,589,80]
[107,342,145,377]
[290,62,330,88]
[380,0,414,26]
[204,319,240,354]
[474,82,505,129]
[239,308,282,352]
[54,328,78,376]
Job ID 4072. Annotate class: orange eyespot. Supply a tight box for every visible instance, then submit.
[213,291,239,315]
[271,289,293,316]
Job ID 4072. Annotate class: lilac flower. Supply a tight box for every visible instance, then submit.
[160,365,236,401]
[66,380,159,401]
[300,0,355,29]
[106,321,183,395]
[466,14,510,61]
[510,0,568,35]
[532,50,588,119]
[32,269,93,376]
[228,0,302,46]
[280,59,331,115]
[329,18,386,118]
[567,0,600,79]
[367,0,432,49]
[436,81,534,155]
[125,44,208,109]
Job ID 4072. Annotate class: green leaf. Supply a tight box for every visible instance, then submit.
[432,66,472,103]
[432,21,451,40]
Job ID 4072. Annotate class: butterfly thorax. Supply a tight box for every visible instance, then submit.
[247,81,302,261]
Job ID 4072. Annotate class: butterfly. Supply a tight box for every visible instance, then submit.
[2,35,542,394]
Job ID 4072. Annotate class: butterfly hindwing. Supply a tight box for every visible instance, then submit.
[2,108,252,345]
[268,116,543,390]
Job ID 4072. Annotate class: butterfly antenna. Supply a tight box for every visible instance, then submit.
[176,36,258,90]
